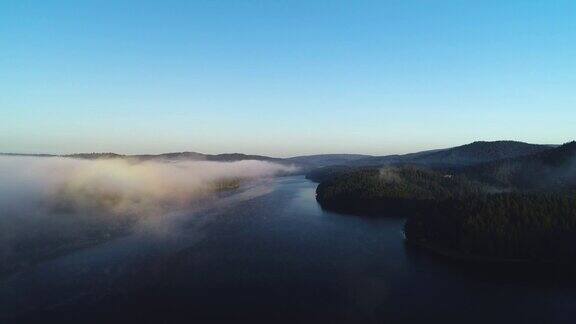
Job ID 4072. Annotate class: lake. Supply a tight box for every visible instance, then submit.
[2,175,576,323]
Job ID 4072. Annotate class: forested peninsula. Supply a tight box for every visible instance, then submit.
[312,141,576,263]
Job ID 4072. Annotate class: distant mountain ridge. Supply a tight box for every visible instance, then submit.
[0,141,560,171]
[0,151,285,163]
[411,141,556,166]
[463,141,576,191]
[286,154,371,168]
[348,141,555,168]
[140,152,284,163]
[347,149,444,167]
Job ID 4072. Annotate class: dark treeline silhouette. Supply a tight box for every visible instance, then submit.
[316,167,485,216]
[65,152,125,159]
[405,194,576,262]
[347,140,553,168]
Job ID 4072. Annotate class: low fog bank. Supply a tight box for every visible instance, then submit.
[0,156,297,275]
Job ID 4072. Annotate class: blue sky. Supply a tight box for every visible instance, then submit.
[1,0,575,157]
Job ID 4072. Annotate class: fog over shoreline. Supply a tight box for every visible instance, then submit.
[0,156,297,271]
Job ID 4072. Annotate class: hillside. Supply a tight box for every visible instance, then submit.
[65,152,126,159]
[347,149,442,167]
[287,154,371,168]
[348,141,553,168]
[463,141,576,191]
[135,152,284,163]
[3,151,288,164]
[207,153,283,163]
[411,141,554,167]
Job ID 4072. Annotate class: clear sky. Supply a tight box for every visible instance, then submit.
[1,0,575,157]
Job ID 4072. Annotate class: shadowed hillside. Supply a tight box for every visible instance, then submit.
[463,141,576,191]
[349,141,554,168]
[287,154,371,168]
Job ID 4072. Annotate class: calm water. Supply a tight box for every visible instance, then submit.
[2,176,576,323]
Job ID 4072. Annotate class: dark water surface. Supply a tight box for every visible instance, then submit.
[2,176,576,323]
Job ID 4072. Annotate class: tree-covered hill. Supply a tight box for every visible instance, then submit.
[348,141,553,168]
[462,141,576,191]
[316,167,485,216]
[287,154,371,168]
[410,140,554,167]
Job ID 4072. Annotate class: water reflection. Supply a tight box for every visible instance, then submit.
[2,176,576,323]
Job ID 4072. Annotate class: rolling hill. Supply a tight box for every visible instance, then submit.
[286,154,371,168]
[348,141,554,168]
[463,141,576,191]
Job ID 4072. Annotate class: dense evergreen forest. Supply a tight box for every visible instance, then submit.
[461,141,576,191]
[312,142,576,262]
[405,194,576,262]
[316,167,485,216]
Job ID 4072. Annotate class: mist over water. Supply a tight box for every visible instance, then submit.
[0,156,297,273]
